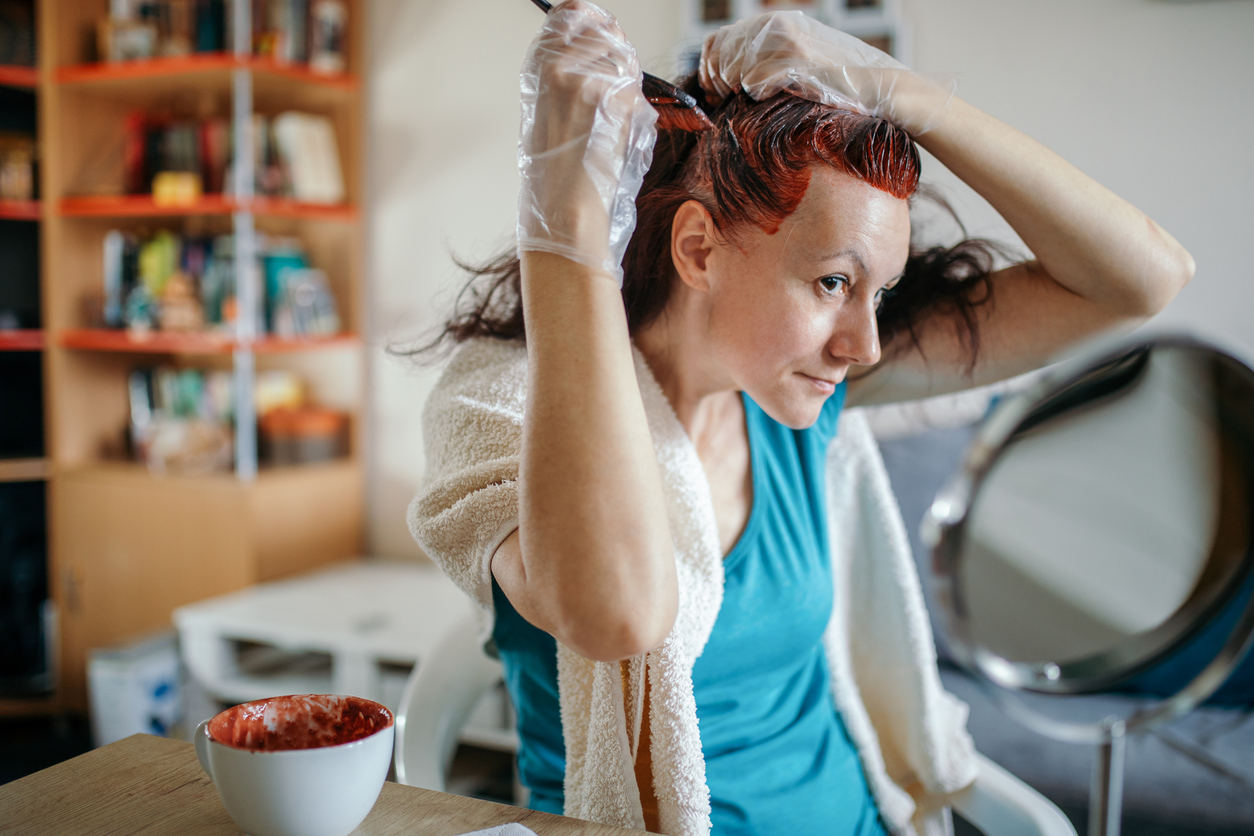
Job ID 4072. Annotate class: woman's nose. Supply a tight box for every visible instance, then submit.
[829,303,881,367]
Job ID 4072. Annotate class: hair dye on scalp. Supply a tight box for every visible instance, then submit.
[416,78,1000,368]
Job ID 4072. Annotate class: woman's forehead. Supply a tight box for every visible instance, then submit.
[773,166,911,268]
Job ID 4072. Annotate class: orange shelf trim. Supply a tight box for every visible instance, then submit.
[59,195,356,221]
[0,200,41,220]
[0,65,38,88]
[55,54,358,91]
[60,328,358,355]
[0,330,43,350]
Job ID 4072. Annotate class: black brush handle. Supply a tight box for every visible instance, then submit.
[526,0,700,109]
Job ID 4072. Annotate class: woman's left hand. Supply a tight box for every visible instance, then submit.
[699,11,956,135]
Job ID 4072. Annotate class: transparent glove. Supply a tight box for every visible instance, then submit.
[699,11,956,136]
[516,0,657,284]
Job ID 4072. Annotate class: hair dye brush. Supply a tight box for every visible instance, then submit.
[528,0,714,132]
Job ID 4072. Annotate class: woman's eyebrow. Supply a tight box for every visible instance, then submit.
[811,247,868,277]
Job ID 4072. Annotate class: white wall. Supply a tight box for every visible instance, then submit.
[903,0,1254,346]
[365,0,1254,558]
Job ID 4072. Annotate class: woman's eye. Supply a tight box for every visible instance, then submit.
[819,275,849,295]
[875,286,898,310]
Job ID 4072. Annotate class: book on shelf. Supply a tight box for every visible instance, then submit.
[96,0,346,73]
[271,111,344,204]
[101,228,340,339]
[0,1,36,67]
[120,110,343,205]
[127,365,346,473]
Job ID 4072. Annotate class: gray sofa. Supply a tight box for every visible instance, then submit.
[877,425,1254,836]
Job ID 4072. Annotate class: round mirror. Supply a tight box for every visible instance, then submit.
[925,334,1254,835]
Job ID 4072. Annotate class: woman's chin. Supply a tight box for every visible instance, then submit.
[759,398,826,431]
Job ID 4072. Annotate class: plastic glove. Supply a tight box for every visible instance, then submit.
[516,0,657,284]
[699,11,956,136]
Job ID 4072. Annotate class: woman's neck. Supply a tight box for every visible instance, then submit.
[633,285,740,436]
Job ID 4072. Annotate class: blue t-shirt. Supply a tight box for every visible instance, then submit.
[491,385,885,835]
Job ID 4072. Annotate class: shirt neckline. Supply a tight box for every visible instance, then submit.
[721,392,767,571]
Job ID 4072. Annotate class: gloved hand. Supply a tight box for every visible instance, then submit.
[516,0,657,284]
[699,11,956,136]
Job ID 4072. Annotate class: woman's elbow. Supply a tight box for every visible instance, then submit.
[558,592,677,663]
[1134,227,1196,317]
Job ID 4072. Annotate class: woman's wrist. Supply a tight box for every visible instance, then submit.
[520,250,623,298]
[883,72,959,137]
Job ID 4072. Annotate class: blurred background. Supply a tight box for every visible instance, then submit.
[1,1,1251,834]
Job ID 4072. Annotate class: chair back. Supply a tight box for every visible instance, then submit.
[393,610,503,790]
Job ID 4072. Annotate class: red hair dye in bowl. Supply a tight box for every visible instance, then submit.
[207,695,393,752]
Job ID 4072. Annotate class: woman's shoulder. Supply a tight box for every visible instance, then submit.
[421,338,530,467]
[427,338,529,411]
[441,337,528,381]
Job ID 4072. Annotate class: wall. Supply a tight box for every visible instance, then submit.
[365,0,1254,558]
[903,0,1254,345]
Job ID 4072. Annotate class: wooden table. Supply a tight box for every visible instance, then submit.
[0,734,634,835]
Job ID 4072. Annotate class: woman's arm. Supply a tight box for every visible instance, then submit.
[494,253,677,663]
[699,11,1194,405]
[492,1,676,663]
[847,96,1195,405]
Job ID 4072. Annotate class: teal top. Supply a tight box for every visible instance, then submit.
[491,385,885,836]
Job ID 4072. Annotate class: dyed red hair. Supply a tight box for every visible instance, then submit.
[419,84,997,368]
[623,92,921,331]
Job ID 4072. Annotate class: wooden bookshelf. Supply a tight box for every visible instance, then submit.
[56,53,359,91]
[0,695,61,718]
[60,328,357,354]
[0,458,49,482]
[30,0,368,713]
[0,199,41,220]
[0,329,44,350]
[60,194,357,221]
[0,64,39,89]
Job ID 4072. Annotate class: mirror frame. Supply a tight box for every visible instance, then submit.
[925,333,1254,729]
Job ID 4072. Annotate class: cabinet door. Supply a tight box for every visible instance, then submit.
[53,469,254,708]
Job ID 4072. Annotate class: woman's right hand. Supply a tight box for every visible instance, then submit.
[517,0,658,285]
[700,11,956,136]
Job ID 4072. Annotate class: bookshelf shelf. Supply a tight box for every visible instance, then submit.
[64,457,358,484]
[0,199,41,220]
[56,54,358,92]
[59,195,357,221]
[60,328,357,355]
[0,695,60,717]
[0,329,44,350]
[0,458,50,482]
[0,64,38,89]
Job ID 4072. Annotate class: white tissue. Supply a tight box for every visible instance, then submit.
[457,825,538,836]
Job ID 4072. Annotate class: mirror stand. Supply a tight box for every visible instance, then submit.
[1090,717,1125,836]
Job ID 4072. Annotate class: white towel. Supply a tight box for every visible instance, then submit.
[409,338,976,836]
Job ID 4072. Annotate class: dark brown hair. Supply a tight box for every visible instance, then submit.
[418,77,1001,368]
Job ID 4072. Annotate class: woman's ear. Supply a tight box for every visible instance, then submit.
[671,200,718,292]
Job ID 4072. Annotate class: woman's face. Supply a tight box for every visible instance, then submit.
[703,165,911,429]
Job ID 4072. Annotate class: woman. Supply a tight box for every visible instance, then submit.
[410,4,1194,835]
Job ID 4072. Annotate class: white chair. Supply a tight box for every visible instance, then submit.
[952,754,1078,836]
[393,615,1077,835]
[393,610,503,791]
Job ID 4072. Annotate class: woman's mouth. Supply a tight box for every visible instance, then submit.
[799,373,837,394]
